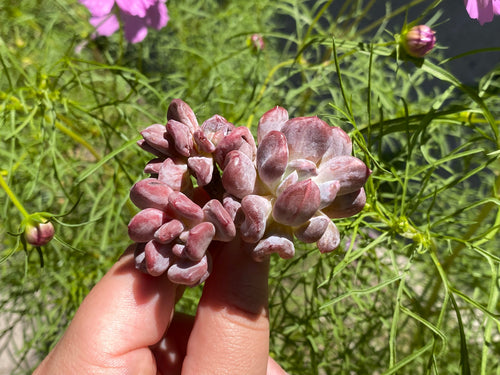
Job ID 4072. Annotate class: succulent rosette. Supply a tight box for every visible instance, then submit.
[128,99,370,285]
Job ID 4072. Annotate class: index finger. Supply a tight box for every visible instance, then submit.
[181,238,271,374]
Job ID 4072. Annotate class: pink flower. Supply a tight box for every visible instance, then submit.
[465,0,500,25]
[79,0,169,43]
[402,25,436,58]
[24,222,55,247]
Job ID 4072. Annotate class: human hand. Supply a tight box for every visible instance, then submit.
[33,238,288,375]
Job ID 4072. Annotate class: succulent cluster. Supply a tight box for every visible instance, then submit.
[128,99,370,286]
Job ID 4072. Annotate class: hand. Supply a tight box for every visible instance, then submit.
[33,238,288,375]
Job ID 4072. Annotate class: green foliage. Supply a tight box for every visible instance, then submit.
[1,0,499,374]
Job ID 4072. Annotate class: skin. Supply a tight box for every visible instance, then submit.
[34,238,288,375]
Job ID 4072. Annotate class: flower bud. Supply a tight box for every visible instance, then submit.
[248,33,265,52]
[24,221,55,246]
[402,25,436,58]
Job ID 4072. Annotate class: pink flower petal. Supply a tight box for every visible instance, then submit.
[121,11,149,43]
[116,0,156,17]
[80,0,115,17]
[90,14,120,37]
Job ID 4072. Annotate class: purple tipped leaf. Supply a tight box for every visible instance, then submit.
[166,119,195,157]
[275,170,298,196]
[134,243,147,272]
[252,235,295,262]
[321,126,353,162]
[200,115,235,147]
[240,195,272,243]
[316,155,371,195]
[222,194,243,224]
[221,150,256,199]
[257,106,289,143]
[141,124,171,155]
[172,243,186,258]
[130,178,173,210]
[144,157,164,174]
[158,158,192,192]
[294,215,330,243]
[287,158,318,179]
[185,222,216,261]
[193,129,216,153]
[203,199,236,242]
[167,255,210,286]
[187,156,214,187]
[321,188,366,218]
[272,179,321,226]
[168,191,204,225]
[256,130,288,188]
[317,221,340,253]
[144,240,174,276]
[317,180,340,208]
[154,219,185,243]
[214,126,257,167]
[137,139,168,158]
[167,99,199,134]
[281,117,333,164]
[128,208,169,242]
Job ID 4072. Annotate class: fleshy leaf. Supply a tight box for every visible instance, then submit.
[257,130,289,188]
[321,188,366,218]
[252,235,295,262]
[317,221,340,253]
[240,195,272,243]
[281,116,332,163]
[221,150,256,199]
[167,99,199,134]
[257,106,289,143]
[316,155,371,195]
[128,208,170,243]
[144,240,174,276]
[272,179,320,226]
[130,178,173,210]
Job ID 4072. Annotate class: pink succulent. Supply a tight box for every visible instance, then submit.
[465,0,500,25]
[128,99,370,285]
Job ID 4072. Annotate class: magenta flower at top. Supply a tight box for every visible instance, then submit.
[80,0,169,43]
[465,0,500,25]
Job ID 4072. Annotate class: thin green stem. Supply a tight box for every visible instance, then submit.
[0,172,30,218]
[424,173,500,314]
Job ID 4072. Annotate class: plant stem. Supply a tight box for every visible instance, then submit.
[0,172,30,218]
[424,172,500,314]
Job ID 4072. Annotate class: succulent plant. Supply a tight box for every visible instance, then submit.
[128,99,370,286]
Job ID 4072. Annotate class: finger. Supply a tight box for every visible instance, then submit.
[34,246,178,375]
[152,312,194,375]
[267,356,290,375]
[182,238,270,375]
[154,314,290,375]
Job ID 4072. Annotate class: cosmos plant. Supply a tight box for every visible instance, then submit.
[79,0,169,43]
[128,100,371,286]
[464,0,500,25]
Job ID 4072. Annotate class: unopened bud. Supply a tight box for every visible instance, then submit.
[402,25,436,58]
[24,222,55,246]
[248,34,265,52]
